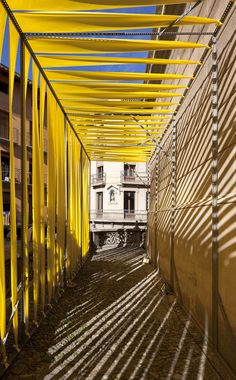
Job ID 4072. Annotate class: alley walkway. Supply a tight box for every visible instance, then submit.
[4,247,228,380]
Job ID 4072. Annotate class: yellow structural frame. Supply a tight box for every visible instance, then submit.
[0,0,222,366]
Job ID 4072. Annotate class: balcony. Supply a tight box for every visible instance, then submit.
[0,129,48,151]
[121,170,136,183]
[90,210,147,223]
[2,168,32,185]
[1,168,9,182]
[124,210,135,219]
[0,128,20,145]
[91,173,106,188]
[95,210,103,218]
[2,169,47,185]
[120,171,149,187]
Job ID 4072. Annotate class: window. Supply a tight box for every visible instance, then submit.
[1,154,10,181]
[0,110,9,140]
[124,164,136,179]
[124,191,135,217]
[0,80,8,95]
[97,192,103,213]
[146,191,150,211]
[97,165,103,179]
[3,192,10,225]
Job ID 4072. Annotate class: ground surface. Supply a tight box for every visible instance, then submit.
[4,247,231,380]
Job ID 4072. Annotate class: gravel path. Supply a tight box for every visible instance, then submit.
[4,247,231,380]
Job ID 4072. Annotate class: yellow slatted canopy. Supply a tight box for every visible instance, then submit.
[15,13,221,33]
[51,81,187,90]
[37,55,201,68]
[5,1,219,162]
[64,108,175,114]
[58,91,184,99]
[7,0,199,11]
[69,115,170,121]
[45,69,192,81]
[1,1,221,348]
[29,37,208,55]
[60,100,179,108]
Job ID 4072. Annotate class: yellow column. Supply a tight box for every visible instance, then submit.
[56,110,66,286]
[32,61,40,323]
[66,126,72,281]
[0,3,7,362]
[39,74,46,313]
[9,21,19,348]
[22,45,31,335]
[82,152,90,257]
[47,90,56,302]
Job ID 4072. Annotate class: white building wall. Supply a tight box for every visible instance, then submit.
[90,160,148,229]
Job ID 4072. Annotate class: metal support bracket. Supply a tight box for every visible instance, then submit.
[170,120,177,290]
[132,116,172,160]
[211,35,219,350]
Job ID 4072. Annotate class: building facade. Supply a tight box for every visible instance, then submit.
[0,64,47,226]
[90,161,148,231]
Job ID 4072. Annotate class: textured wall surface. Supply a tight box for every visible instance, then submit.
[148,1,236,374]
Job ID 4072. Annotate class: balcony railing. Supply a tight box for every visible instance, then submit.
[124,210,135,219]
[2,169,47,185]
[96,210,103,218]
[0,128,20,144]
[122,171,136,182]
[1,169,10,182]
[120,171,148,186]
[91,173,106,187]
[91,227,147,250]
[90,209,147,222]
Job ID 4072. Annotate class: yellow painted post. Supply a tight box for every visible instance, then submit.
[56,108,66,287]
[54,105,59,289]
[9,21,19,349]
[66,126,72,281]
[39,74,46,314]
[47,91,56,302]
[32,61,41,324]
[82,152,90,257]
[0,3,7,364]
[59,111,66,285]
[0,153,7,364]
[21,41,30,336]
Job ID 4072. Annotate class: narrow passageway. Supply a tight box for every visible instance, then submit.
[5,248,224,380]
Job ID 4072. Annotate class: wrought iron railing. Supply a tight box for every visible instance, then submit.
[91,227,146,250]
[91,173,106,186]
[124,210,135,219]
[90,210,147,222]
[2,169,47,185]
[120,170,148,186]
[0,128,20,144]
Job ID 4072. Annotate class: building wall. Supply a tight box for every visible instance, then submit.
[0,66,47,224]
[90,160,148,229]
[148,2,236,374]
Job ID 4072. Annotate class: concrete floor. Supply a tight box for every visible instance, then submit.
[4,247,231,380]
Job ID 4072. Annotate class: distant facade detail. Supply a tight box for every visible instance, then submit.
[90,161,149,231]
[0,64,47,226]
